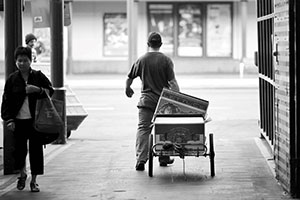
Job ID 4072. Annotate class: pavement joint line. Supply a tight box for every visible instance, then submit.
[0,141,74,197]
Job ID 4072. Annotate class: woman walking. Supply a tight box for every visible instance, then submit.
[1,46,54,192]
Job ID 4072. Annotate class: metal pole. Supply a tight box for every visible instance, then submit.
[291,0,300,197]
[295,0,300,195]
[50,0,67,144]
[295,1,300,196]
[3,0,23,175]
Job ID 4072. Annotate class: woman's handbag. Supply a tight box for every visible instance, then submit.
[34,93,64,144]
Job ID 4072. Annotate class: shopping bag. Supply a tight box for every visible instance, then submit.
[34,94,64,134]
[35,131,59,145]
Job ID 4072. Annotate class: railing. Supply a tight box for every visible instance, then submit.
[257,0,275,149]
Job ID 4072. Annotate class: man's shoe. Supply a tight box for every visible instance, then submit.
[159,158,174,167]
[135,162,145,171]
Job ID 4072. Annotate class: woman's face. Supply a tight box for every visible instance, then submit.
[16,55,31,73]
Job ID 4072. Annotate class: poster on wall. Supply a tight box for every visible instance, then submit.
[31,0,50,28]
[32,27,68,63]
[178,4,203,57]
[103,13,128,56]
[33,28,51,62]
[206,4,232,57]
[149,4,174,56]
[31,0,71,28]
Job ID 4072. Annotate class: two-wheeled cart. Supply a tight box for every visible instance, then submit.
[148,115,215,177]
[148,88,215,177]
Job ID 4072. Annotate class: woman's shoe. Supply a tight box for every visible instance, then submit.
[17,175,27,190]
[30,182,40,192]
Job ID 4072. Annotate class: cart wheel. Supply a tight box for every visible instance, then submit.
[148,134,154,177]
[209,133,215,177]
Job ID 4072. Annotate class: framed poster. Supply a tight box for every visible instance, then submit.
[103,13,128,57]
[149,4,174,56]
[177,4,203,57]
[33,27,68,63]
[33,28,51,62]
[206,4,232,57]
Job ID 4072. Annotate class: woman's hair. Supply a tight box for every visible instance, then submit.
[14,46,32,62]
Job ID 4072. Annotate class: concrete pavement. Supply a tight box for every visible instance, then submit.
[0,120,292,200]
[0,74,297,200]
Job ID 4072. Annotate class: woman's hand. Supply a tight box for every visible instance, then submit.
[26,84,41,94]
[7,122,15,132]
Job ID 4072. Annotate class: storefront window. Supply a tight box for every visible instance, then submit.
[206,4,232,57]
[149,4,174,56]
[103,13,128,56]
[178,4,203,57]
[148,3,232,58]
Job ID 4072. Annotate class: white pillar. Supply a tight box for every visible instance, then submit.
[127,0,137,69]
[240,0,248,78]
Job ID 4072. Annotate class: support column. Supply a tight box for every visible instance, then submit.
[291,0,300,197]
[66,1,73,74]
[3,0,23,175]
[127,0,137,69]
[240,0,248,78]
[50,0,67,144]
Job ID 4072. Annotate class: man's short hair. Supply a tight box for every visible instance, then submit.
[14,46,32,62]
[147,32,162,48]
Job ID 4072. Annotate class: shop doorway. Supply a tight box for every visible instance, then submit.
[257,0,300,197]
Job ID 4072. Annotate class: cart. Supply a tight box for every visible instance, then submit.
[148,88,215,177]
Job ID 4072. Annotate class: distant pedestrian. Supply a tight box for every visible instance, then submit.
[125,32,180,171]
[25,33,38,62]
[1,46,54,192]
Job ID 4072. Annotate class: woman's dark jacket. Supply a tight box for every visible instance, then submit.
[1,68,54,124]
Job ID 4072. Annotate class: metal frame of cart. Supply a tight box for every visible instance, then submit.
[148,115,215,177]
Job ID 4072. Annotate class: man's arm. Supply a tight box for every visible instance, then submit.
[169,78,180,92]
[125,77,134,97]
